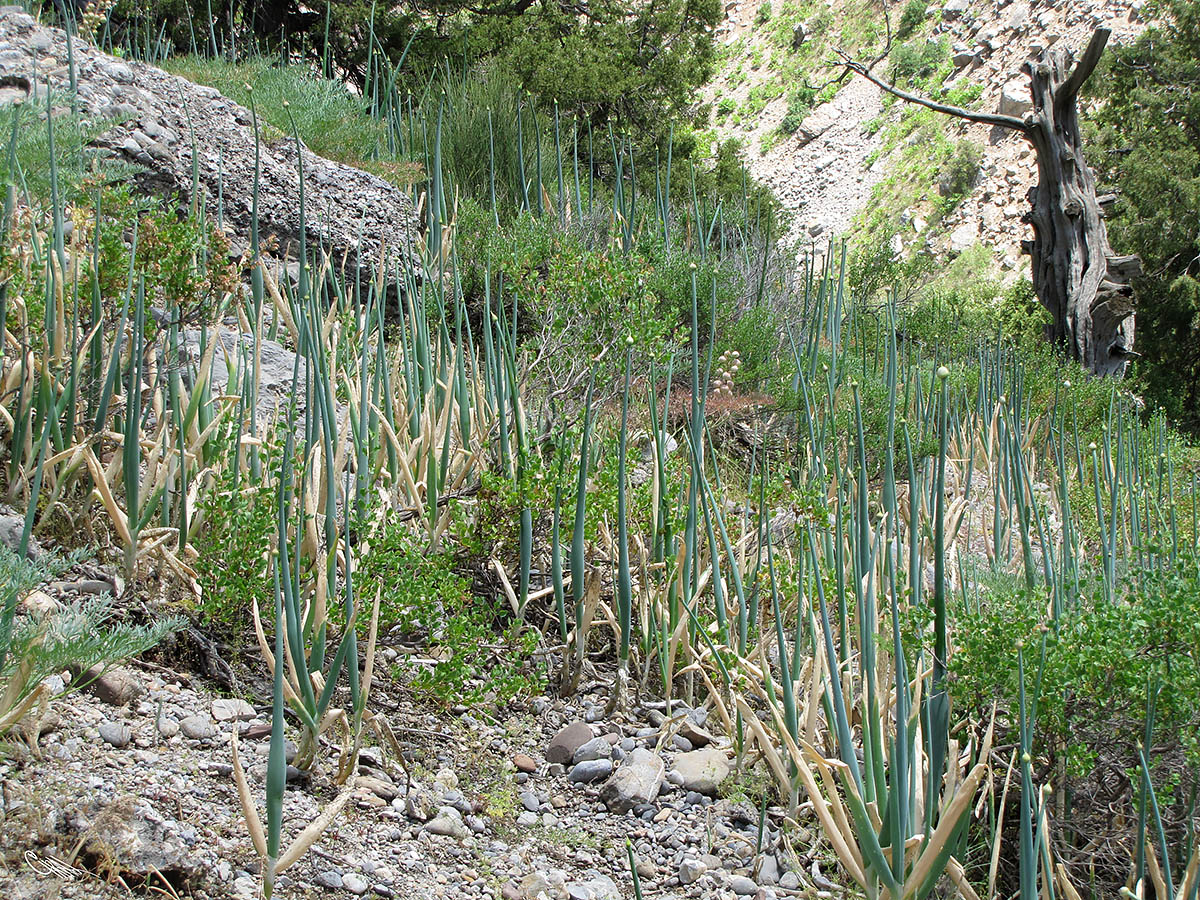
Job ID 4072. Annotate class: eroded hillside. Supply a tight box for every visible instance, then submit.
[707,0,1148,269]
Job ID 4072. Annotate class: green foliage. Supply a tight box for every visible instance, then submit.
[160,56,390,170]
[0,547,183,731]
[888,37,951,91]
[895,0,928,40]
[715,303,787,391]
[756,1,774,25]
[937,139,981,202]
[779,84,818,134]
[193,463,277,635]
[1087,0,1200,432]
[358,515,472,640]
[952,555,1200,772]
[363,508,543,707]
[0,96,130,208]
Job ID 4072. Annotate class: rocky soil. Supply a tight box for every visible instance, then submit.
[0,616,828,900]
[708,0,1149,265]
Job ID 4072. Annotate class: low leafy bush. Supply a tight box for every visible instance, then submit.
[950,556,1200,863]
[779,84,818,134]
[193,453,277,636]
[895,0,928,40]
[360,511,544,707]
[937,139,982,201]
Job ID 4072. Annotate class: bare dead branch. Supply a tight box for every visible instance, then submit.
[1058,27,1110,104]
[835,49,1033,134]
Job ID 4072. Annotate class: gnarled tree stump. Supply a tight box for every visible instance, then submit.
[842,28,1141,377]
[1020,30,1140,376]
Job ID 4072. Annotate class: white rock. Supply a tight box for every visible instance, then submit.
[342,873,369,895]
[680,858,707,884]
[211,698,256,722]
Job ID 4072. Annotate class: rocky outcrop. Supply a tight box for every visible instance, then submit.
[707,0,1148,264]
[0,8,419,277]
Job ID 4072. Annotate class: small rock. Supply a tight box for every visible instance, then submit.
[678,718,715,748]
[599,747,664,813]
[0,511,43,559]
[730,874,758,895]
[680,858,707,885]
[342,873,368,895]
[98,721,131,748]
[359,776,398,802]
[999,78,1033,118]
[758,854,780,885]
[672,748,732,795]
[546,721,592,765]
[569,759,613,784]
[157,718,180,739]
[779,871,801,890]
[519,871,569,899]
[179,715,217,740]
[211,698,256,722]
[572,736,612,764]
[315,871,343,889]
[90,667,144,706]
[565,874,620,900]
[423,807,468,840]
[513,753,538,773]
[516,810,538,827]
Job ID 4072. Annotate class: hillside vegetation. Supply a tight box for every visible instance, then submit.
[1,3,1198,900]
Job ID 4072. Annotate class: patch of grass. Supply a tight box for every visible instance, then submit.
[160,56,390,169]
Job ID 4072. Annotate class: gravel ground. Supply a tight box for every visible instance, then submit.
[0,653,836,900]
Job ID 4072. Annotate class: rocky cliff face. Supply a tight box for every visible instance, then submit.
[0,8,419,277]
[708,0,1148,271]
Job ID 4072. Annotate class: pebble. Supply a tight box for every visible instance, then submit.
[546,721,592,765]
[342,873,368,894]
[513,753,538,773]
[98,720,131,748]
[729,874,758,895]
[568,759,613,784]
[680,858,707,884]
[315,871,343,889]
[571,736,612,764]
[90,667,144,706]
[179,715,217,740]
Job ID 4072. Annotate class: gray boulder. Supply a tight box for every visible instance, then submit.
[999,78,1034,118]
[0,10,419,280]
[599,748,664,812]
[672,748,732,795]
[68,796,203,884]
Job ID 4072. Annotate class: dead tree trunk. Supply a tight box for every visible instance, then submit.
[1021,30,1140,376]
[841,28,1141,376]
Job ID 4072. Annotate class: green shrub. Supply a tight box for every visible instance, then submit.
[889,37,949,90]
[895,0,928,41]
[756,1,773,25]
[193,459,277,636]
[936,139,982,202]
[779,84,818,134]
[951,554,1200,773]
[361,510,544,707]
